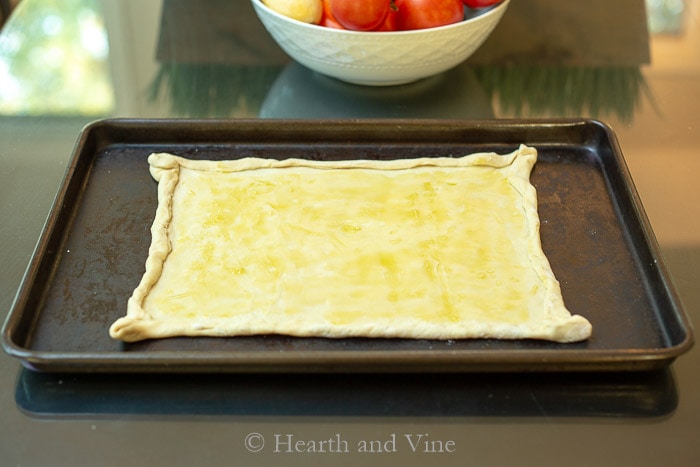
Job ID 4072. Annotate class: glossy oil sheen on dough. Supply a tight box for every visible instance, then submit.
[109,146,592,343]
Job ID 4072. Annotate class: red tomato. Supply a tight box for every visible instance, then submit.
[329,0,391,31]
[320,0,345,29]
[462,0,502,7]
[375,9,398,31]
[394,0,464,31]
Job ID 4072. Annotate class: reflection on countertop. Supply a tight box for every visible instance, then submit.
[259,62,494,119]
[15,366,678,419]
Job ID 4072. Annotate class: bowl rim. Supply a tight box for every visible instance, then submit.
[251,0,510,36]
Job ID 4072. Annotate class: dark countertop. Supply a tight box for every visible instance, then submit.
[1,0,698,465]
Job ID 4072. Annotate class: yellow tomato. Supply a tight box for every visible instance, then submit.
[263,0,323,24]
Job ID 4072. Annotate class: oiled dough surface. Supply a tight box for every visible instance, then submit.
[109,146,592,343]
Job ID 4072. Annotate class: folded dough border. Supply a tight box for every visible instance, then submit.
[109,145,592,343]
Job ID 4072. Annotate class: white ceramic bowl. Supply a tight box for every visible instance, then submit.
[251,0,510,86]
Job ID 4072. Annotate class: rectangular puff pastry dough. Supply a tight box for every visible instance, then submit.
[110,145,591,343]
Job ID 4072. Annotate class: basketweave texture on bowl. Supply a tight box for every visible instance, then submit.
[251,0,510,86]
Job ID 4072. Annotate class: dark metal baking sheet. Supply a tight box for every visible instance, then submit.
[2,118,694,373]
